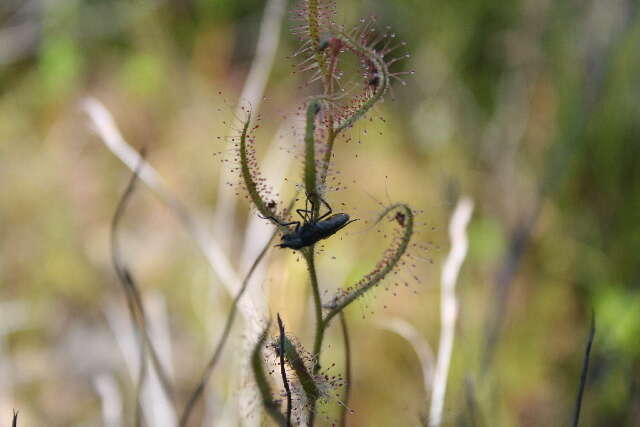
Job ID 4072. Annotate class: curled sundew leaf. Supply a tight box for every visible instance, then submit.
[238,111,286,223]
[324,203,414,323]
[252,322,286,426]
[332,30,390,134]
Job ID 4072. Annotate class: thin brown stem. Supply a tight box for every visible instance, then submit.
[179,227,280,427]
[304,249,324,361]
[111,151,175,424]
[303,247,324,427]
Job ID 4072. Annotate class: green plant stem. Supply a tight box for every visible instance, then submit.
[319,126,336,187]
[303,247,323,427]
[303,249,324,358]
[313,319,327,371]
[338,311,352,427]
[308,318,329,427]
[304,100,320,209]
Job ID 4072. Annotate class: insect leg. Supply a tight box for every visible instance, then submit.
[305,191,322,221]
[296,208,313,222]
[258,214,300,229]
[317,195,333,220]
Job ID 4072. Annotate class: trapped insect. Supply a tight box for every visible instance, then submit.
[261,193,358,250]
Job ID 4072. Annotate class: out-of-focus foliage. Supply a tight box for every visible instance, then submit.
[1,0,639,425]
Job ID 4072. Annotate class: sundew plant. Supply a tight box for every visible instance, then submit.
[228,0,417,425]
[103,1,420,427]
[180,0,417,425]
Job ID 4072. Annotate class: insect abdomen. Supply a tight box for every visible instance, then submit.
[316,214,349,238]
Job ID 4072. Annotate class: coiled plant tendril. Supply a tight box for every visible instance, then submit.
[324,204,414,321]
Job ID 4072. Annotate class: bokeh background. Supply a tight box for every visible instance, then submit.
[1,0,639,425]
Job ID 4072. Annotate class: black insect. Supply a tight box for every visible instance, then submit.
[261,194,357,250]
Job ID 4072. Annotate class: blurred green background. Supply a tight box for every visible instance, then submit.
[1,0,639,425]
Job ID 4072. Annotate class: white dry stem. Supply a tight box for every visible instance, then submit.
[82,98,237,291]
[212,0,287,250]
[84,2,285,419]
[84,99,270,421]
[429,196,473,427]
[141,293,177,427]
[105,294,177,427]
[82,98,266,321]
[93,373,123,427]
[376,317,436,395]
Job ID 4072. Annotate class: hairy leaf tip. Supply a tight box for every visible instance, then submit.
[236,111,288,224]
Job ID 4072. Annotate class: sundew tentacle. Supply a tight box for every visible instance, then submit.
[324,203,414,323]
[238,111,287,223]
